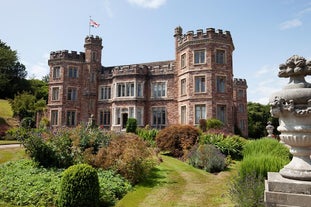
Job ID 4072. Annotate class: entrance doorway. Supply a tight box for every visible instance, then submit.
[122,113,128,129]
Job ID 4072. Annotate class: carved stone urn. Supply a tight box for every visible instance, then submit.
[269,55,311,180]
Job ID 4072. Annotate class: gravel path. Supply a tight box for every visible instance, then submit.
[0,144,22,149]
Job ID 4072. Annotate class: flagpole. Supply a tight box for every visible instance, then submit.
[89,16,91,36]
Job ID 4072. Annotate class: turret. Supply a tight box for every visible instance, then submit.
[84,35,103,63]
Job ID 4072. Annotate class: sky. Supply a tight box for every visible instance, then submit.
[1,0,311,104]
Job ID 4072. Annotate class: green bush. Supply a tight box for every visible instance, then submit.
[0,159,131,207]
[71,124,111,154]
[206,118,223,130]
[188,144,226,173]
[126,118,137,133]
[136,127,158,147]
[229,172,265,207]
[20,117,35,128]
[19,129,74,168]
[98,169,132,206]
[156,124,200,158]
[58,164,100,207]
[239,155,289,179]
[243,138,291,159]
[200,133,246,159]
[0,159,61,206]
[229,138,290,207]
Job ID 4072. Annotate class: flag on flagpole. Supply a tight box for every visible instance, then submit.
[90,19,100,28]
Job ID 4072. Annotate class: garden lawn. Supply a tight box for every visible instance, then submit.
[0,99,13,118]
[116,155,237,207]
[0,147,26,164]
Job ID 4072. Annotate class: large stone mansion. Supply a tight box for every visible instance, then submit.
[47,26,248,136]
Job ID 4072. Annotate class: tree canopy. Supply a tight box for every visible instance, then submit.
[247,102,279,139]
[0,40,28,99]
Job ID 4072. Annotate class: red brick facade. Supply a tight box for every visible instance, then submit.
[47,27,248,136]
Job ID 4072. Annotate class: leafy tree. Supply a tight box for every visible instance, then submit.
[9,92,36,120]
[0,40,28,99]
[28,79,48,100]
[247,102,278,139]
[42,74,50,83]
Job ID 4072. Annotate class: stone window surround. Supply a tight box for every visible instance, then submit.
[50,108,61,126]
[68,66,79,78]
[181,53,186,68]
[151,106,167,128]
[180,105,187,124]
[66,110,77,126]
[216,75,226,93]
[99,85,111,100]
[112,106,144,126]
[215,48,226,64]
[151,81,167,98]
[194,49,206,65]
[194,75,206,93]
[51,86,61,101]
[194,103,206,124]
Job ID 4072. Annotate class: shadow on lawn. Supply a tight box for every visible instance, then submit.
[139,165,175,188]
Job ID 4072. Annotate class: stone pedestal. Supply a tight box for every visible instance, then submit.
[265,172,311,207]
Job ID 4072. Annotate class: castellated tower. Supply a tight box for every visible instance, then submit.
[174,26,247,135]
[47,35,102,127]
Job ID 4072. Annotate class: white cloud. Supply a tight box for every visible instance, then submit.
[255,65,274,77]
[103,0,114,18]
[298,6,311,17]
[127,0,167,9]
[27,64,49,80]
[279,18,302,30]
[25,53,50,80]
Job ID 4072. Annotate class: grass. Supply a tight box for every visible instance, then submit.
[0,140,21,145]
[116,155,237,207]
[0,147,26,164]
[0,99,13,118]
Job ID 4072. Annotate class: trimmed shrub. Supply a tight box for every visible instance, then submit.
[156,124,200,158]
[58,164,100,207]
[93,133,157,184]
[188,144,226,173]
[126,118,137,133]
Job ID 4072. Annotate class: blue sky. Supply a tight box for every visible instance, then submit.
[1,0,311,104]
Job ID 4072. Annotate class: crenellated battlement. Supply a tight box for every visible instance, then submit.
[49,50,85,61]
[175,26,233,48]
[233,78,247,86]
[84,35,102,45]
[108,61,175,77]
[148,62,174,75]
[112,64,148,76]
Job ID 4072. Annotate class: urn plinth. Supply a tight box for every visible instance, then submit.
[269,55,311,180]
